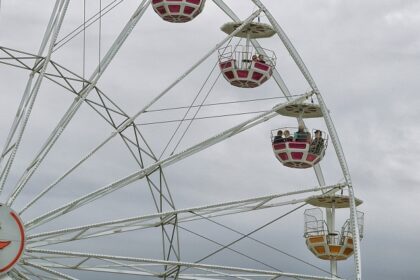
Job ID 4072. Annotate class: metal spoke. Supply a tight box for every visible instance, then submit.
[24,249,341,280]
[16,265,47,280]
[0,0,70,195]
[22,262,79,280]
[26,184,342,247]
[9,267,32,280]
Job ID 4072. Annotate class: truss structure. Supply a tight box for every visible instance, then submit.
[0,0,363,279]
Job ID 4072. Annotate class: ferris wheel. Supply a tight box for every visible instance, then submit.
[0,1,364,280]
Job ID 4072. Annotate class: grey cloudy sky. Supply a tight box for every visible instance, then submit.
[0,0,419,279]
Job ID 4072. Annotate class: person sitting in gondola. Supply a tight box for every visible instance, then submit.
[252,54,258,62]
[294,125,310,142]
[309,130,324,155]
[258,54,266,64]
[273,130,284,143]
[283,130,293,142]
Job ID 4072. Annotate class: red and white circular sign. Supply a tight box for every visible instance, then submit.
[0,204,25,274]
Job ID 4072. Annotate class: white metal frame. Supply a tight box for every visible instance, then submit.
[0,1,362,279]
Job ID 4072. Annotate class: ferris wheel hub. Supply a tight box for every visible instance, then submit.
[0,204,25,274]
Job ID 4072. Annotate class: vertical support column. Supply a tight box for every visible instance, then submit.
[246,31,251,58]
[147,168,181,279]
[327,201,337,277]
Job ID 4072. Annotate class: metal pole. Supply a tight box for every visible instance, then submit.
[328,200,337,277]
[0,0,61,164]
[0,0,70,194]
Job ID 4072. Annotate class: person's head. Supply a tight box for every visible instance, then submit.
[258,54,264,60]
[315,130,322,138]
[252,54,257,60]
[284,130,290,137]
[277,130,283,136]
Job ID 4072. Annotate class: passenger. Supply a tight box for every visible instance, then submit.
[252,54,258,61]
[309,130,325,155]
[294,125,310,142]
[258,54,266,64]
[284,130,293,142]
[273,130,284,143]
[243,54,253,69]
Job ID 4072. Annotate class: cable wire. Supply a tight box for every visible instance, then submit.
[98,0,102,73]
[145,94,302,113]
[158,37,235,160]
[158,61,220,159]
[137,110,268,126]
[83,0,86,86]
[169,72,222,155]
[181,203,307,273]
[191,209,333,276]
[178,224,283,272]
[53,0,124,52]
